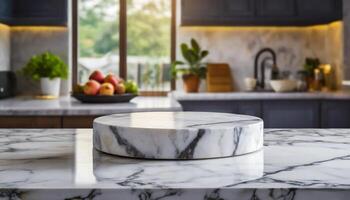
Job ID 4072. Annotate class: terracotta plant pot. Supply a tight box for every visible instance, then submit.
[182,74,200,93]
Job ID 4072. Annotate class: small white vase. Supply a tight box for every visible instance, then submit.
[40,78,61,97]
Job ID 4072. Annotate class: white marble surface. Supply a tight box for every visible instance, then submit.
[93,112,263,159]
[1,129,350,189]
[0,96,182,116]
[1,129,350,199]
[171,91,350,101]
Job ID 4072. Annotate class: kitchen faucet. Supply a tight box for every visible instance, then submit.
[254,48,278,89]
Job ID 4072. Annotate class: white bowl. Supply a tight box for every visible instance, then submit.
[270,80,297,92]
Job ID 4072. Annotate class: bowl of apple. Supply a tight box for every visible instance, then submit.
[72,70,139,103]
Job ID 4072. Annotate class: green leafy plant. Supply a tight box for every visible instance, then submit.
[304,58,320,77]
[21,52,68,81]
[171,38,209,79]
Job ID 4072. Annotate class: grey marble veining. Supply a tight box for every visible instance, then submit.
[171,91,350,101]
[93,112,263,159]
[1,129,350,199]
[0,96,182,116]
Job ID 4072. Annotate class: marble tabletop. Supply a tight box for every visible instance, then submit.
[1,129,350,199]
[0,96,182,116]
[171,91,350,101]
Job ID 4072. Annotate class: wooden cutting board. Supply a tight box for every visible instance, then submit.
[206,63,234,92]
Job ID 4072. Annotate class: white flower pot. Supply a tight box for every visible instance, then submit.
[40,78,61,97]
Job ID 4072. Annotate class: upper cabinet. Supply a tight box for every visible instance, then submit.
[181,0,343,26]
[222,0,256,17]
[297,0,342,23]
[0,0,67,26]
[0,0,12,24]
[182,0,223,25]
[257,0,296,17]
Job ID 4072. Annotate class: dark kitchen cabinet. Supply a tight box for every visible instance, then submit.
[181,0,342,26]
[179,99,350,128]
[0,0,12,24]
[262,100,320,128]
[0,116,100,128]
[257,0,295,17]
[322,100,350,128]
[180,100,236,114]
[0,117,62,128]
[236,101,262,118]
[182,0,222,26]
[179,100,262,117]
[297,0,342,22]
[11,0,67,26]
[0,0,67,26]
[222,0,256,17]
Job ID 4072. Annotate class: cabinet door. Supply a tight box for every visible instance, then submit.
[322,101,350,128]
[63,116,98,128]
[297,0,340,17]
[0,117,61,128]
[182,0,222,25]
[257,0,296,17]
[180,101,236,114]
[237,101,262,118]
[263,100,320,128]
[222,0,255,17]
[12,0,67,25]
[0,0,12,23]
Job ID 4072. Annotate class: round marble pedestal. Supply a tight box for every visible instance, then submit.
[93,112,263,160]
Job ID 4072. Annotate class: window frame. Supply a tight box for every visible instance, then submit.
[71,0,177,94]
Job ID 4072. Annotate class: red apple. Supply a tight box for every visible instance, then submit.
[89,70,105,83]
[115,83,126,94]
[84,80,101,95]
[99,83,114,96]
[104,74,119,89]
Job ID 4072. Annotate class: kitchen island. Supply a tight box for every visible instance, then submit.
[1,129,350,199]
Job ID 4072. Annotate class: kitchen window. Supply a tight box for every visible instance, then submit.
[72,0,176,94]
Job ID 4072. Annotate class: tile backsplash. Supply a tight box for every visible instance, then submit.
[177,22,344,91]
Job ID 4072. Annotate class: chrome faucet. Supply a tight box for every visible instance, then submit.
[254,48,277,89]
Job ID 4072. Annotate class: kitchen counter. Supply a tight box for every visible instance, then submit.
[171,91,350,101]
[1,129,350,199]
[0,96,182,116]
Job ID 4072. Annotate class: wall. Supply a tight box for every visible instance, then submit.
[10,27,69,96]
[326,22,344,89]
[343,0,350,82]
[0,23,10,71]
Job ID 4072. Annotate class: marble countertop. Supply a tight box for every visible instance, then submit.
[171,91,350,101]
[1,128,350,199]
[0,96,182,116]
[1,129,350,189]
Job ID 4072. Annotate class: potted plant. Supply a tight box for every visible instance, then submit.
[303,57,320,90]
[171,38,209,93]
[21,52,68,97]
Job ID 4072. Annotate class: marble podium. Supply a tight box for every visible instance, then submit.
[93,112,263,160]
